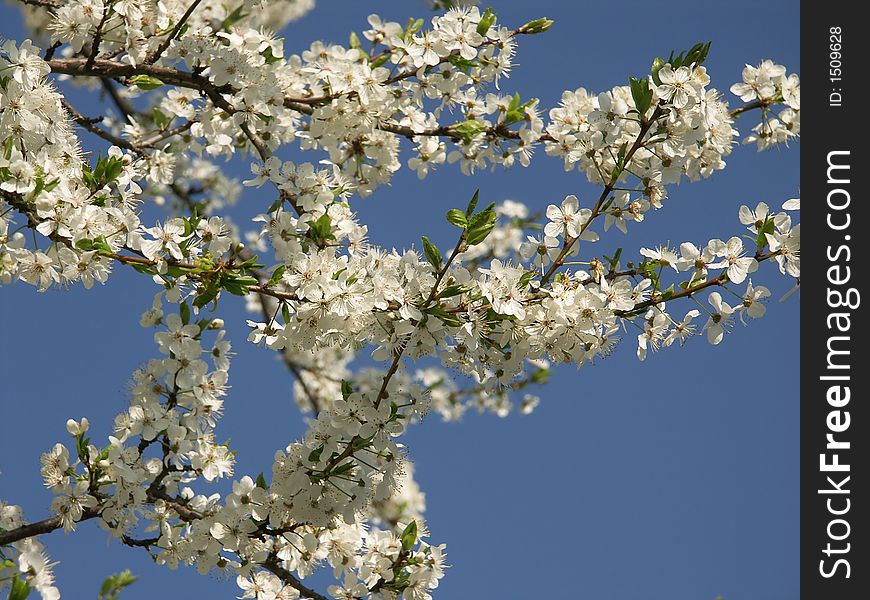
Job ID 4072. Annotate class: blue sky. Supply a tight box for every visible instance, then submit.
[0,1,800,599]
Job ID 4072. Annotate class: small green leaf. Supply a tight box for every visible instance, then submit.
[179,301,191,325]
[193,284,219,309]
[219,5,247,31]
[421,236,443,269]
[423,305,462,327]
[128,75,164,90]
[405,17,424,39]
[349,31,362,49]
[308,445,324,463]
[152,108,172,129]
[465,189,480,216]
[308,213,335,246]
[629,77,652,116]
[256,472,268,489]
[447,54,479,73]
[530,367,550,384]
[331,461,356,477]
[267,264,287,287]
[370,54,390,68]
[476,7,496,35]
[446,209,468,229]
[438,284,470,298]
[517,270,535,290]
[8,576,31,600]
[400,520,418,552]
[341,380,353,400]
[466,203,498,246]
[99,569,138,600]
[451,119,488,143]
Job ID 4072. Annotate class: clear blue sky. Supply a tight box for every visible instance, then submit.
[0,1,800,599]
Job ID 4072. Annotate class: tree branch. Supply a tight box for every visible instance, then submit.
[0,508,100,547]
[262,556,330,600]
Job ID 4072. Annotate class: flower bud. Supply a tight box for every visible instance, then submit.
[66,418,90,436]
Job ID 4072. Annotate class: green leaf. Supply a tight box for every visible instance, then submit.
[370,54,390,68]
[193,284,219,309]
[447,54,478,73]
[400,520,418,552]
[128,75,164,90]
[341,380,353,400]
[308,446,324,463]
[609,161,623,183]
[221,275,258,296]
[98,569,138,600]
[530,367,550,384]
[607,247,623,270]
[8,577,30,600]
[349,31,362,49]
[446,209,468,229]
[3,137,14,161]
[421,236,443,269]
[465,189,480,216]
[629,77,652,116]
[308,213,335,246]
[331,461,356,477]
[75,433,90,462]
[669,42,712,69]
[75,238,95,251]
[477,7,496,36]
[267,264,286,287]
[255,472,268,489]
[466,203,498,246]
[152,108,172,130]
[438,284,470,298]
[405,17,424,39]
[517,270,536,290]
[179,301,190,325]
[219,5,247,31]
[450,119,489,143]
[616,142,628,169]
[423,305,462,327]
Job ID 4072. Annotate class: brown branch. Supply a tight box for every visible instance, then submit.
[101,78,138,122]
[61,98,138,151]
[0,508,100,547]
[86,2,113,68]
[614,250,781,317]
[373,231,466,408]
[121,535,160,548]
[14,0,63,8]
[48,58,550,150]
[729,99,766,118]
[137,120,196,148]
[262,556,330,600]
[540,106,664,286]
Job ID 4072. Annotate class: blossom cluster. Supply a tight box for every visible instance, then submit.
[730,60,800,149]
[8,296,444,600]
[1,502,61,600]
[1,2,800,599]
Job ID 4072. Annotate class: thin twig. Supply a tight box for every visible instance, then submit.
[144,0,204,65]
